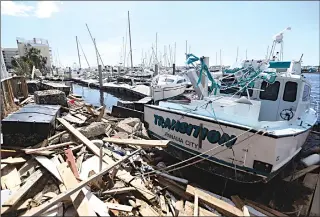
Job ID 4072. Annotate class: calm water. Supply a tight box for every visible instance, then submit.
[304,73,320,123]
[71,83,139,111]
[70,73,320,123]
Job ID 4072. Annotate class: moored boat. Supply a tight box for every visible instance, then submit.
[144,29,318,183]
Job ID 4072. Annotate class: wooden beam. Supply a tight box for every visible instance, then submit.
[102,187,136,195]
[193,193,199,216]
[231,195,245,210]
[1,169,43,214]
[20,149,141,216]
[283,165,320,181]
[186,185,243,217]
[310,173,320,216]
[47,130,67,142]
[57,118,101,156]
[57,163,97,216]
[245,199,288,217]
[102,137,169,147]
[25,141,75,154]
[105,202,133,212]
[299,173,319,216]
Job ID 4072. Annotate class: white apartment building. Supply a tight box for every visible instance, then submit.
[16,37,52,69]
[2,48,19,69]
[1,49,9,80]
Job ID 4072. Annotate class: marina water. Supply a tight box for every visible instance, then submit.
[71,73,320,123]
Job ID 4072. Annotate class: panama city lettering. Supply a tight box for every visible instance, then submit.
[154,115,237,149]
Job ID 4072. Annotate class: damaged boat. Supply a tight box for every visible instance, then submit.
[144,30,318,183]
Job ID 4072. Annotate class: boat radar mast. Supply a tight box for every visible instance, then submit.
[268,27,291,61]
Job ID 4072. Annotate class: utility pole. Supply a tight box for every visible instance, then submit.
[76,36,81,69]
[128,11,133,68]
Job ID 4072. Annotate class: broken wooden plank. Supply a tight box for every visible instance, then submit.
[244,200,273,216]
[58,118,156,201]
[47,130,67,142]
[245,199,287,217]
[194,193,199,216]
[105,202,133,212]
[1,157,26,164]
[102,187,136,195]
[34,156,63,182]
[57,118,101,156]
[81,188,110,217]
[64,148,80,178]
[231,195,245,210]
[283,165,320,181]
[183,201,219,216]
[186,185,243,217]
[25,141,75,154]
[96,105,105,121]
[310,173,320,216]
[63,113,85,125]
[20,149,141,216]
[103,137,169,148]
[18,159,37,177]
[299,173,319,216]
[160,195,167,213]
[243,206,250,216]
[57,163,97,216]
[1,169,43,214]
[1,165,21,191]
[137,199,158,216]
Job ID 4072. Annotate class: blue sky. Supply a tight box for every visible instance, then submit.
[1,1,319,68]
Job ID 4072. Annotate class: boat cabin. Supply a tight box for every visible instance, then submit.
[220,60,312,122]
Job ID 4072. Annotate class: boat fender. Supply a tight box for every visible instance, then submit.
[301,154,320,167]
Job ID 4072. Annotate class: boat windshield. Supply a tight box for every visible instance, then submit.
[164,78,175,83]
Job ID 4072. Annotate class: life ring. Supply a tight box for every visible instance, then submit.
[280,108,294,121]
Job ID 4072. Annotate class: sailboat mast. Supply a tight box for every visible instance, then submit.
[94,38,99,67]
[246,49,248,60]
[76,36,81,69]
[236,46,239,62]
[85,23,105,68]
[174,42,176,64]
[128,11,133,68]
[78,39,90,68]
[155,32,158,64]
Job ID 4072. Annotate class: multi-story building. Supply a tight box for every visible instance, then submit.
[1,48,9,79]
[16,37,52,69]
[2,48,19,69]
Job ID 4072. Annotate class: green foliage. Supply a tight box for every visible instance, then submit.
[12,47,48,77]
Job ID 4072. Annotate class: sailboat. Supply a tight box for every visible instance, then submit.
[144,28,318,183]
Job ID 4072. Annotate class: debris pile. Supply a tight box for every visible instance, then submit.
[1,94,319,217]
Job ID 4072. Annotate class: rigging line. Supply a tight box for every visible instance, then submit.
[143,129,266,180]
[78,40,90,68]
[133,127,258,179]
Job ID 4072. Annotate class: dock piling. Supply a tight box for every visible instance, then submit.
[98,65,103,88]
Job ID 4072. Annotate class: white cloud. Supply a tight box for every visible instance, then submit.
[1,1,34,17]
[34,1,60,18]
[1,1,61,18]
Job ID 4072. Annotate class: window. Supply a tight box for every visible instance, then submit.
[260,81,280,101]
[177,79,184,84]
[164,78,174,83]
[283,81,298,102]
[302,84,311,101]
[220,87,253,97]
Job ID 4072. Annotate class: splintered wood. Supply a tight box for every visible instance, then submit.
[2,92,319,217]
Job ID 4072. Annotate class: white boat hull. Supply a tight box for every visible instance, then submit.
[144,105,311,183]
[151,84,186,101]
